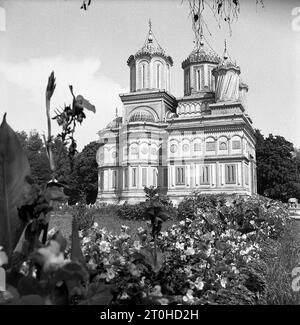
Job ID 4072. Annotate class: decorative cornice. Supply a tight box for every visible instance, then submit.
[120,90,177,107]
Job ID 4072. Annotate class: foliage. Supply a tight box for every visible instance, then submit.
[262,221,300,305]
[0,114,31,256]
[117,186,177,221]
[72,194,292,305]
[52,85,95,171]
[255,129,300,202]
[72,201,95,232]
[0,72,109,306]
[16,131,71,186]
[70,141,100,204]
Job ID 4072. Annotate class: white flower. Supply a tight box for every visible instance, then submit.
[220,278,227,288]
[175,242,185,250]
[179,221,185,226]
[150,285,163,297]
[140,276,146,287]
[119,256,126,265]
[47,227,57,238]
[92,222,99,229]
[119,292,130,300]
[82,237,91,245]
[38,241,68,271]
[185,247,195,256]
[183,289,194,303]
[99,240,111,253]
[194,277,204,290]
[106,268,116,281]
[250,220,255,225]
[205,246,212,257]
[133,240,142,251]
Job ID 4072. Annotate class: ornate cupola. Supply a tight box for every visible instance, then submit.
[212,41,241,102]
[127,20,173,93]
[182,31,220,96]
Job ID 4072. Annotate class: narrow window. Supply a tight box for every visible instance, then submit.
[197,69,201,91]
[142,168,147,187]
[112,170,117,189]
[153,169,157,186]
[132,168,137,187]
[141,64,145,88]
[124,168,128,188]
[225,164,236,184]
[156,64,160,88]
[176,167,185,185]
[200,165,210,185]
[100,171,104,190]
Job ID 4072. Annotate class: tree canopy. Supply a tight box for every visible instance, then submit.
[255,129,300,202]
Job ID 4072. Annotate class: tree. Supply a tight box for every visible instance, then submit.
[15,130,71,186]
[255,129,300,202]
[71,141,100,204]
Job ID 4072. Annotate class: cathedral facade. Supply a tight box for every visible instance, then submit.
[96,24,257,204]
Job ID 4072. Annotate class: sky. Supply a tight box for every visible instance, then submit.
[0,0,299,151]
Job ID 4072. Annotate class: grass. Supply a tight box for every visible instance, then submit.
[263,219,300,305]
[49,211,176,240]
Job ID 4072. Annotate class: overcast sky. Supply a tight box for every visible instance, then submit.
[0,0,299,150]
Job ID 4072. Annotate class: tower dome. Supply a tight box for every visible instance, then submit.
[212,41,241,102]
[182,33,220,96]
[127,20,173,92]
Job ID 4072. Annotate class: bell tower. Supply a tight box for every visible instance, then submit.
[127,20,173,93]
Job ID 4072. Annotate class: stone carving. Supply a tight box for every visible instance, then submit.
[170,144,178,153]
[182,144,190,152]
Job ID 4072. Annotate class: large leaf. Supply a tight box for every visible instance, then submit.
[75,95,96,113]
[0,114,31,256]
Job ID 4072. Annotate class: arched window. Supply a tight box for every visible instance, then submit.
[156,64,160,88]
[142,64,145,88]
[196,69,201,91]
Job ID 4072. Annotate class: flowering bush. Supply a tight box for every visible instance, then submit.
[74,194,291,305]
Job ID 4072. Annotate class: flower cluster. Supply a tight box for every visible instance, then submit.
[76,195,289,305]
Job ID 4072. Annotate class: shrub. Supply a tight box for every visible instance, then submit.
[72,201,95,231]
[117,186,177,221]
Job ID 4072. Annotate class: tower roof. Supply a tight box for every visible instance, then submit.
[127,20,173,66]
[182,33,220,69]
[214,40,241,74]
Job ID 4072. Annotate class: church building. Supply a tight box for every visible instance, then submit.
[96,22,257,204]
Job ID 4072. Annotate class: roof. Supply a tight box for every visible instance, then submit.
[182,35,220,68]
[105,116,122,129]
[127,20,173,66]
